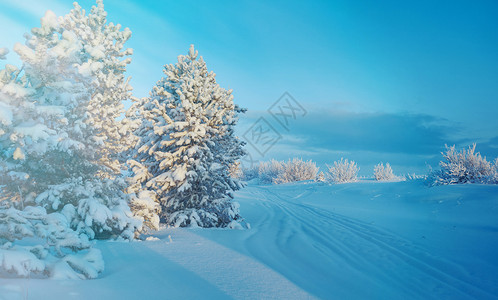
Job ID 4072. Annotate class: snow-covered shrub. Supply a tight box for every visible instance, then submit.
[258,160,285,184]
[374,162,400,181]
[240,166,259,181]
[274,158,319,184]
[0,206,103,279]
[34,177,139,240]
[316,172,326,182]
[51,248,104,279]
[0,243,104,279]
[0,246,46,277]
[492,158,498,183]
[326,158,359,183]
[429,144,497,185]
[256,158,319,184]
[127,45,245,229]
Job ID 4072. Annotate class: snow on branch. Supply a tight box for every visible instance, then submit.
[374,162,402,181]
[326,158,359,183]
[429,144,498,185]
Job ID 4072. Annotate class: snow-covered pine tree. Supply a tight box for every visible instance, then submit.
[0,46,104,280]
[0,22,71,207]
[62,0,134,176]
[128,45,245,229]
[0,2,138,240]
[229,161,243,179]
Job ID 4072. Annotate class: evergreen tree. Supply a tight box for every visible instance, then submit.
[0,1,137,279]
[62,1,134,175]
[128,45,245,229]
[0,2,138,240]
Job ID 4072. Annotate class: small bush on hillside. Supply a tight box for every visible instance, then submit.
[492,158,498,183]
[429,144,497,185]
[374,163,400,181]
[274,158,319,184]
[316,172,326,182]
[258,160,285,184]
[327,158,359,183]
[256,158,319,184]
[239,166,259,181]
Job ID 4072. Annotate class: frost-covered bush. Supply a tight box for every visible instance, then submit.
[256,158,320,184]
[258,160,285,184]
[429,144,497,185]
[492,158,498,183]
[240,166,259,181]
[256,158,319,184]
[373,162,400,181]
[274,158,319,184]
[127,45,245,229]
[327,158,359,183]
[316,172,326,182]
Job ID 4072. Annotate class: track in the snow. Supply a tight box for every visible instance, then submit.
[235,185,496,300]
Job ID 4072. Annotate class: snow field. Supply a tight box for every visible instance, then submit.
[1,180,497,300]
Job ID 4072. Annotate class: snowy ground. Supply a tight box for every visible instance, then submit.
[1,180,498,300]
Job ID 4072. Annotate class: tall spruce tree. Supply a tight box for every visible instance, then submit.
[62,1,134,176]
[0,1,137,278]
[128,45,245,229]
[0,1,138,240]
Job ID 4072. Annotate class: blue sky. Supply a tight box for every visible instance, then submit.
[1,0,497,174]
